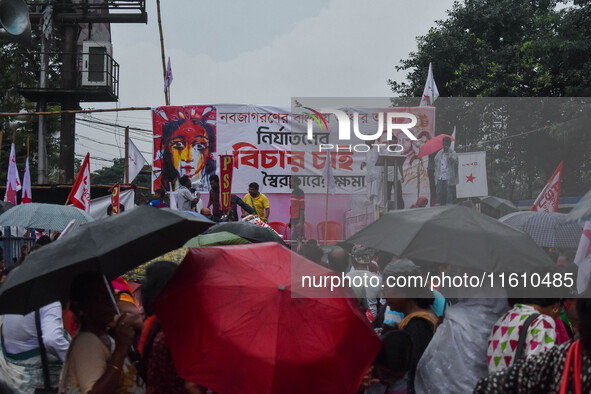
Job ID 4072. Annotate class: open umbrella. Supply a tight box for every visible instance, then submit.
[184,231,250,247]
[499,211,583,249]
[203,221,287,246]
[0,202,94,231]
[0,206,214,314]
[153,243,381,394]
[418,134,454,158]
[479,196,518,219]
[347,205,555,273]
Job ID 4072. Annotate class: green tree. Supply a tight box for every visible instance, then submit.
[91,158,151,188]
[389,0,591,200]
[0,3,63,185]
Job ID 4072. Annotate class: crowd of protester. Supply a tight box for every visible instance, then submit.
[0,187,589,393]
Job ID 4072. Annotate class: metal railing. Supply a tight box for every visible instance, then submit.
[17,50,120,98]
[27,0,145,12]
[1,236,36,267]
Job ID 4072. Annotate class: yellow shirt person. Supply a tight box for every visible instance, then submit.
[242,183,270,222]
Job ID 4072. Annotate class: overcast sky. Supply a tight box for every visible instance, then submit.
[75,0,456,172]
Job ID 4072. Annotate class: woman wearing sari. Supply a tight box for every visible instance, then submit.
[59,272,144,393]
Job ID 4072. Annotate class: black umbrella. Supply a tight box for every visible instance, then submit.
[202,221,287,246]
[346,205,555,273]
[0,206,214,314]
[479,196,518,219]
[0,201,14,215]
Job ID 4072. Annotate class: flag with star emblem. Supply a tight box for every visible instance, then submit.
[419,63,439,107]
[575,220,591,293]
[456,151,488,198]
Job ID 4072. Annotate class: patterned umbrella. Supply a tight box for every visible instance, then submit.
[0,202,94,231]
[499,211,583,248]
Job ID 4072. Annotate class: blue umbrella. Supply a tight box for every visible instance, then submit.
[0,202,94,232]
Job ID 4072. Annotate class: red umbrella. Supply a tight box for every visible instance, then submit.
[153,242,381,394]
[418,133,454,158]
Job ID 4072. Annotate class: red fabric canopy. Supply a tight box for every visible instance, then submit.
[153,242,381,394]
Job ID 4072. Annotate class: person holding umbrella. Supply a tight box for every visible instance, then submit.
[0,241,70,393]
[59,272,144,393]
[382,259,438,394]
[139,261,206,394]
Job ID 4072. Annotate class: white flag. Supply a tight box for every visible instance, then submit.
[21,157,32,203]
[456,152,488,198]
[322,152,335,194]
[164,57,173,93]
[169,191,178,211]
[419,62,439,107]
[450,126,456,151]
[128,139,148,183]
[4,144,21,205]
[575,221,591,293]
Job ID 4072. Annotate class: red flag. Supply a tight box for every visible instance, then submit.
[4,143,21,205]
[21,157,32,203]
[219,155,233,212]
[531,161,563,212]
[110,183,120,214]
[68,153,91,212]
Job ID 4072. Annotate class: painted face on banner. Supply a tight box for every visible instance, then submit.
[168,122,210,180]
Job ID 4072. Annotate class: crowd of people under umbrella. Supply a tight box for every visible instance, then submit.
[0,201,589,394]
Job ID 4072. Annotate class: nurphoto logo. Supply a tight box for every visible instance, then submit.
[304,107,417,152]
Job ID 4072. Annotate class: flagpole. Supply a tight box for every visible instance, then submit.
[124,126,129,184]
[156,0,169,106]
[27,136,29,158]
[324,182,329,245]
[417,160,421,200]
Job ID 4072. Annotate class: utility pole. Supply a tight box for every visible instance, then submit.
[37,33,48,184]
[58,23,77,184]
[18,1,148,185]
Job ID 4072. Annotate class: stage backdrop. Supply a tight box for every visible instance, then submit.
[152,105,435,233]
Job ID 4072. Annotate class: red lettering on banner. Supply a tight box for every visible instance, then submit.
[337,152,354,171]
[288,151,306,172]
[312,152,335,170]
[232,142,259,169]
[260,150,286,169]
